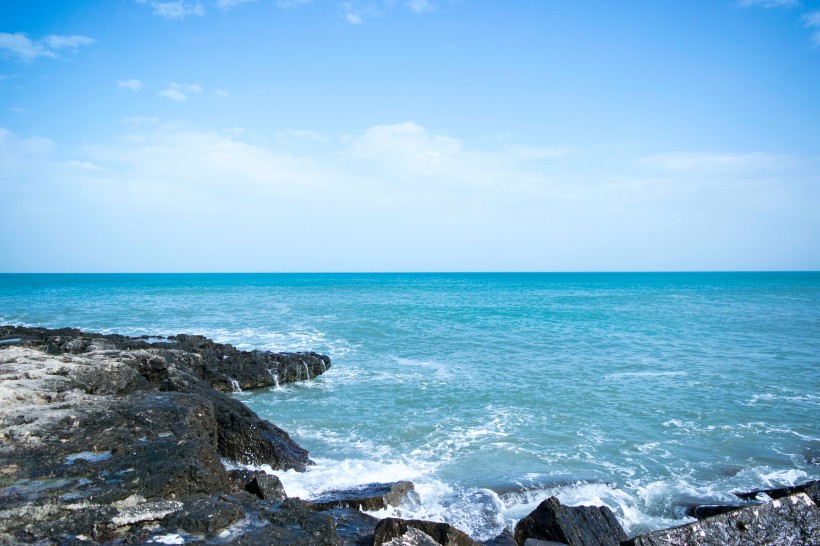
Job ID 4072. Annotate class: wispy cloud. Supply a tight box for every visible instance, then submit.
[138,0,205,20]
[216,0,257,9]
[0,32,94,62]
[407,0,435,14]
[637,151,790,174]
[213,89,230,98]
[117,79,144,92]
[737,0,799,7]
[805,10,820,45]
[159,83,203,101]
[276,0,311,7]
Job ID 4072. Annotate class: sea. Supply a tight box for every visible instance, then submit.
[1,272,818,539]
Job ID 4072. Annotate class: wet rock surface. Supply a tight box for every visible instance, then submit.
[624,492,820,546]
[0,326,329,544]
[374,518,482,546]
[308,481,417,512]
[513,496,626,546]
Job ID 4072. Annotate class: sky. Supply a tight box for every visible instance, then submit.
[1,0,819,272]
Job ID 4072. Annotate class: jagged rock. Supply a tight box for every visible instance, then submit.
[259,498,342,545]
[481,530,518,546]
[690,504,746,520]
[309,481,416,511]
[245,474,287,500]
[162,496,245,535]
[512,497,626,546]
[624,493,820,546]
[734,479,820,505]
[324,507,381,546]
[373,518,481,546]
[0,326,329,544]
[523,540,569,546]
[383,527,442,546]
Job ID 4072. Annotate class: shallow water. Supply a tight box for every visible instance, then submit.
[2,272,818,538]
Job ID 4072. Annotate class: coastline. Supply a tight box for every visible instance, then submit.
[1,326,818,545]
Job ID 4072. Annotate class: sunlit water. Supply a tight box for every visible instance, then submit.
[2,272,818,539]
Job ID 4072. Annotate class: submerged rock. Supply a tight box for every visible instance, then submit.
[512,496,626,546]
[625,493,820,546]
[734,479,820,505]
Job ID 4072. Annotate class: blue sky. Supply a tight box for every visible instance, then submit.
[1,0,819,272]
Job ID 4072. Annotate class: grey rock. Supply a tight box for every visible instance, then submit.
[734,479,820,505]
[373,518,481,546]
[523,540,568,546]
[309,481,416,511]
[624,493,820,546]
[513,496,626,546]
[245,474,287,500]
[324,507,381,546]
[163,496,245,535]
[481,530,518,546]
[383,527,442,546]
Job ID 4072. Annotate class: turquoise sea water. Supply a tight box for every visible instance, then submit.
[1,272,819,538]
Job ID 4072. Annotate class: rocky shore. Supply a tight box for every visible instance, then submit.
[1,326,818,545]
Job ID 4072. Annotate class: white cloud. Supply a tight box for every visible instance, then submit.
[2,123,817,272]
[144,1,205,19]
[0,32,93,62]
[276,0,311,7]
[345,11,364,24]
[216,0,256,9]
[159,82,203,101]
[407,0,435,14]
[805,10,820,45]
[42,35,95,50]
[737,0,798,7]
[637,151,789,173]
[118,79,144,92]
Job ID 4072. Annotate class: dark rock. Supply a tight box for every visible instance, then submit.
[512,497,626,546]
[691,504,746,520]
[373,518,481,546]
[245,474,287,500]
[624,492,820,546]
[734,479,820,505]
[309,481,416,511]
[260,498,342,545]
[481,529,518,546]
[522,540,568,546]
[382,527,442,546]
[324,507,381,546]
[163,496,245,535]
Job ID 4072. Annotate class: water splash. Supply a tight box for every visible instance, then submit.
[229,379,242,392]
[267,369,280,388]
[302,360,311,380]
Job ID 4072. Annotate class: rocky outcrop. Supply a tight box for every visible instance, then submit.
[734,479,820,505]
[512,496,626,546]
[0,326,331,544]
[624,493,820,546]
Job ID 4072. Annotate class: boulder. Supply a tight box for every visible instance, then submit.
[324,507,381,546]
[309,481,416,511]
[374,518,481,546]
[245,474,287,500]
[162,496,245,535]
[624,493,820,546]
[383,527,442,546]
[512,497,626,546]
[481,529,518,546]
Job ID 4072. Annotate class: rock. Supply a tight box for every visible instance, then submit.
[689,504,747,520]
[512,497,626,546]
[0,326,330,544]
[624,493,820,546]
[324,507,381,546]
[259,498,342,546]
[523,540,569,546]
[383,527,442,546]
[373,518,482,546]
[162,496,245,535]
[734,479,820,505]
[309,481,417,511]
[245,474,287,500]
[482,530,518,546]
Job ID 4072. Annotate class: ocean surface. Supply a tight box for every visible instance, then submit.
[1,272,819,539]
